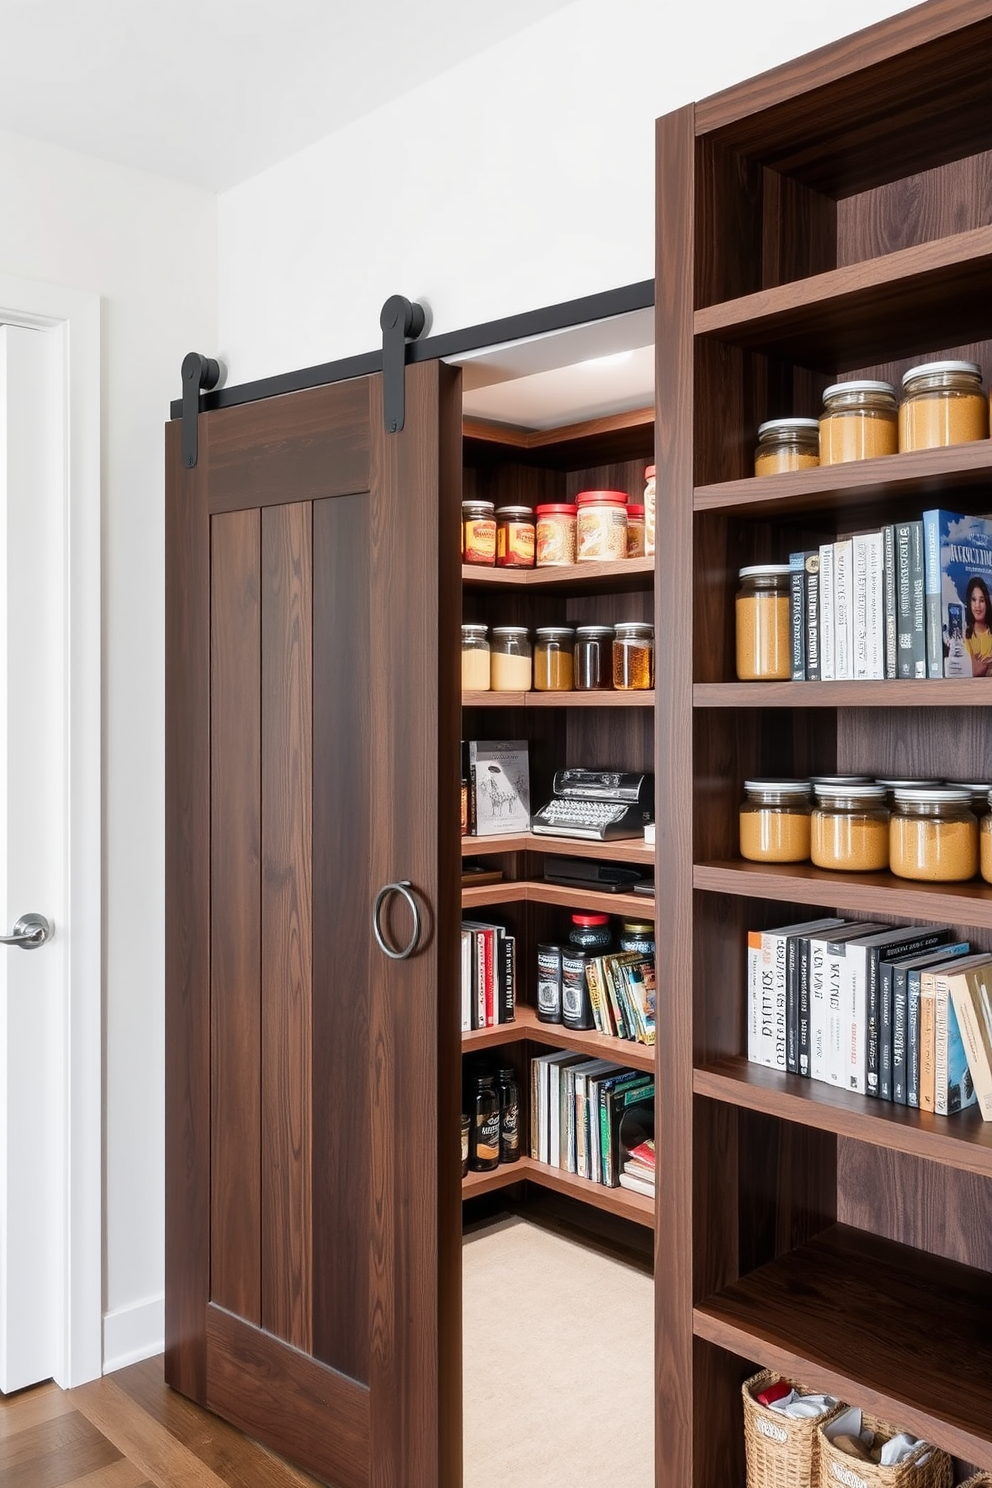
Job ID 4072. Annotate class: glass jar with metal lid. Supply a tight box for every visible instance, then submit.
[754,417,820,477]
[875,777,942,807]
[945,781,992,819]
[819,381,898,464]
[626,503,646,557]
[740,780,812,863]
[533,626,575,691]
[495,506,535,568]
[620,920,655,955]
[462,500,496,565]
[461,623,490,691]
[490,626,532,692]
[613,622,654,690]
[898,360,988,450]
[574,625,614,691]
[889,785,978,881]
[735,565,791,680]
[811,782,889,871]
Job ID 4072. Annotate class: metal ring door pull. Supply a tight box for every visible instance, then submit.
[372,881,422,960]
[0,913,53,949]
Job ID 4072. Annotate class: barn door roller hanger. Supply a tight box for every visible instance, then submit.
[380,295,426,434]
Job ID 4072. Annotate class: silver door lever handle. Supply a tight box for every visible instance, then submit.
[0,913,53,949]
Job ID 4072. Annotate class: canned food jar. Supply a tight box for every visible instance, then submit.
[490,626,532,691]
[811,783,889,872]
[461,623,490,691]
[626,504,646,557]
[735,565,791,680]
[981,792,992,883]
[535,504,577,566]
[576,490,628,562]
[574,625,614,691]
[889,786,978,882]
[754,417,820,477]
[739,780,812,863]
[462,500,496,565]
[945,781,992,819]
[534,626,575,691]
[819,381,898,464]
[899,360,988,450]
[620,920,655,955]
[643,465,656,558]
[495,505,536,568]
[613,622,654,690]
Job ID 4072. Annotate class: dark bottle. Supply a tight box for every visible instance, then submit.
[497,1065,520,1164]
[561,948,595,1030]
[536,942,562,1023]
[470,1072,500,1171]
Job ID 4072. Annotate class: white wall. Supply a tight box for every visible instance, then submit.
[0,129,216,1366]
[218,0,917,384]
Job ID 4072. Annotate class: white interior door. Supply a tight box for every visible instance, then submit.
[0,322,68,1393]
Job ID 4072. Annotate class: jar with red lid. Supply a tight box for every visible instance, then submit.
[535,503,577,567]
[495,505,535,568]
[626,503,645,557]
[576,490,628,562]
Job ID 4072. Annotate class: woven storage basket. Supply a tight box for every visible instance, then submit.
[743,1370,844,1488]
[957,1477,992,1488]
[817,1411,953,1488]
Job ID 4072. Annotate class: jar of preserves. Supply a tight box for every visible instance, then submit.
[495,505,536,568]
[569,912,613,953]
[576,490,628,562]
[643,465,656,558]
[620,920,655,955]
[739,780,812,863]
[574,625,614,691]
[899,360,988,450]
[982,792,992,883]
[490,626,532,691]
[469,1072,500,1172]
[613,621,654,690]
[461,623,490,691]
[811,783,889,872]
[462,500,496,565]
[754,417,820,476]
[626,503,646,557]
[889,786,978,882]
[535,503,577,566]
[735,565,791,680]
[534,626,575,691]
[497,1065,520,1164]
[819,380,898,464]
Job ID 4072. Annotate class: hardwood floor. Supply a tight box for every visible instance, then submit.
[0,1356,326,1488]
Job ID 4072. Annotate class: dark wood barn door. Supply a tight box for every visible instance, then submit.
[165,362,463,1488]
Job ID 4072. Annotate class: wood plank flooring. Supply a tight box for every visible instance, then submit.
[0,1356,325,1488]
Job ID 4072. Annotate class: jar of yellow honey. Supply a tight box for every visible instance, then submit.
[735,565,791,680]
[819,381,898,464]
[754,418,820,476]
[898,360,988,451]
[811,783,889,871]
[739,780,812,863]
[889,786,978,882]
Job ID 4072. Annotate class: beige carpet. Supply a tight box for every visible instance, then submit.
[463,1216,654,1488]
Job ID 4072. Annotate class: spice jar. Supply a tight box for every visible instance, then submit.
[875,776,942,806]
[981,792,992,883]
[462,500,496,565]
[620,920,655,955]
[643,465,656,558]
[754,417,820,476]
[576,490,628,562]
[574,625,614,691]
[535,503,577,567]
[461,623,490,691]
[613,622,654,690]
[490,626,532,691]
[534,626,575,691]
[899,360,988,450]
[889,786,978,882]
[739,780,812,863]
[811,783,889,872]
[569,912,613,953]
[819,381,898,464]
[735,565,791,680]
[495,505,536,568]
[626,504,646,557]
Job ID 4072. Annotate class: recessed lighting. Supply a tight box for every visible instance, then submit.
[580,351,634,370]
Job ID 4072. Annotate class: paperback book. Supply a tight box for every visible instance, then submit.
[921,509,992,678]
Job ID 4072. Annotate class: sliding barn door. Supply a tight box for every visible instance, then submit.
[165,363,463,1488]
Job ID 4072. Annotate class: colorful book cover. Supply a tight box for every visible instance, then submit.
[922,509,992,678]
[468,739,530,834]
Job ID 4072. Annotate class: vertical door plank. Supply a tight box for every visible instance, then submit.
[210,509,262,1325]
[261,502,314,1352]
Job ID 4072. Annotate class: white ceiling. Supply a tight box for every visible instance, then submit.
[0,0,577,192]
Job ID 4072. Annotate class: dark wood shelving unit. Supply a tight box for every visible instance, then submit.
[463,1005,655,1074]
[655,7,992,1487]
[462,1154,654,1228]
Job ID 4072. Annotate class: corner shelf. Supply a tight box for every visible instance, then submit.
[462,1154,654,1229]
[462,1005,655,1074]
[462,831,653,867]
[462,556,654,594]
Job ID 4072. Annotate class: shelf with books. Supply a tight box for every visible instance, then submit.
[693,680,992,707]
[461,1155,654,1228]
[461,1005,655,1073]
[692,1222,992,1465]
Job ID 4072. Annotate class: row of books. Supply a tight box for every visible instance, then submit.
[747,917,992,1115]
[788,507,992,681]
[586,951,656,1044]
[529,1051,654,1187]
[461,920,516,1031]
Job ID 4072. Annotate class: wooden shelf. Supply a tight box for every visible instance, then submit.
[693,860,992,929]
[462,556,654,593]
[461,831,653,866]
[694,1057,992,1178]
[464,688,654,708]
[462,879,653,917]
[693,1223,992,1463]
[694,679,992,707]
[463,405,654,469]
[462,1005,655,1073]
[462,1154,655,1228]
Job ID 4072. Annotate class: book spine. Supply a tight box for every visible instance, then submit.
[853,533,869,680]
[575,1073,589,1178]
[499,934,515,1022]
[805,553,821,681]
[882,523,897,679]
[809,938,829,1082]
[922,508,943,678]
[865,530,884,679]
[844,946,867,1094]
[891,966,908,1105]
[789,552,807,680]
[475,932,486,1029]
[833,537,854,680]
[950,974,992,1120]
[824,941,847,1086]
[934,974,950,1116]
[797,937,812,1077]
[920,973,936,1112]
[819,541,835,681]
[765,931,788,1071]
[786,934,800,1075]
[896,522,914,677]
[460,929,472,1034]
[865,952,882,1097]
[879,958,893,1101]
[907,969,922,1108]
[909,519,927,678]
[484,930,495,1027]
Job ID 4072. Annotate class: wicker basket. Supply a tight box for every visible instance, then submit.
[743,1370,844,1488]
[817,1411,953,1488]
[957,1477,992,1488]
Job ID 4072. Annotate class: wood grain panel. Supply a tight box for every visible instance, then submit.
[838,705,992,784]
[260,502,313,1352]
[164,417,211,1403]
[205,1306,369,1488]
[838,149,992,263]
[761,166,837,288]
[736,1108,836,1275]
[210,509,262,1326]
[206,379,370,515]
[0,1410,122,1486]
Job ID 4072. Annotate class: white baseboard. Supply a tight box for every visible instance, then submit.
[102,1294,164,1374]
